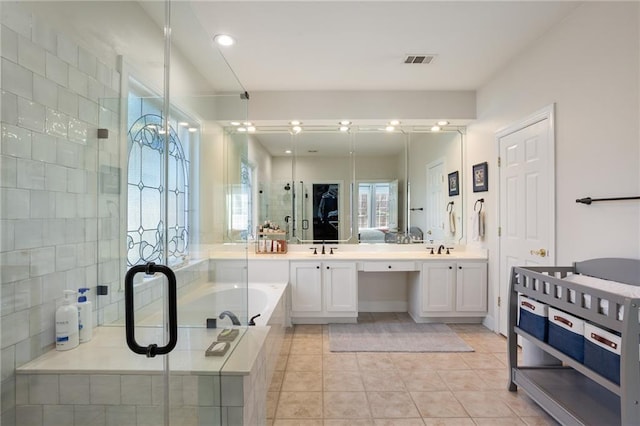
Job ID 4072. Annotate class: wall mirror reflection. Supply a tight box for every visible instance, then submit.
[224,125,464,245]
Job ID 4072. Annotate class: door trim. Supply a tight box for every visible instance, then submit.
[496,104,556,334]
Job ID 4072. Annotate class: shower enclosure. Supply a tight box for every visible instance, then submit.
[0,1,251,425]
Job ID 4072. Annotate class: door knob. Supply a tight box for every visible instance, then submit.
[530,248,547,257]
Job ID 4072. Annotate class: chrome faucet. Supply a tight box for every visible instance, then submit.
[437,244,446,255]
[219,311,241,326]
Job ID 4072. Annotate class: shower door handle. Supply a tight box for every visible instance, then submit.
[302,219,309,230]
[124,262,178,357]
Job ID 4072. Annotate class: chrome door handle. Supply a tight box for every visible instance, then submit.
[530,248,547,257]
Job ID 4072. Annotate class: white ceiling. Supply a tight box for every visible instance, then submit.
[141,1,581,156]
[186,1,580,91]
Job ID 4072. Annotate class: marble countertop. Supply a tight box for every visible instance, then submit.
[16,325,268,376]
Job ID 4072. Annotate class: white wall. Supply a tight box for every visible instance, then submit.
[467,2,640,328]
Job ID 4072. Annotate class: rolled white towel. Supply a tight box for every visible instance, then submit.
[448,210,456,235]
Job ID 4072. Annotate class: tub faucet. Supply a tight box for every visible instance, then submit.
[219,311,241,326]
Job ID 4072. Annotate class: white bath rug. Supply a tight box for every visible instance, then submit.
[328,322,473,352]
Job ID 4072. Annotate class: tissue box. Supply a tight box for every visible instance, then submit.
[518,295,549,341]
[548,307,584,362]
[584,323,621,385]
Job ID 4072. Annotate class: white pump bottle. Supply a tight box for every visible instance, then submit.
[55,290,79,350]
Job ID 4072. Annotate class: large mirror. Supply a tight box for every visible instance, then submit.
[224,126,463,244]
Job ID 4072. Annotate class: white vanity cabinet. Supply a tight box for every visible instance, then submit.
[290,260,358,322]
[410,260,487,321]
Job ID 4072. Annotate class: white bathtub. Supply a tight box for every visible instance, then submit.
[132,282,287,328]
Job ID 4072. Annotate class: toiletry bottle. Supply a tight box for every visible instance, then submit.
[55,290,79,351]
[77,287,93,343]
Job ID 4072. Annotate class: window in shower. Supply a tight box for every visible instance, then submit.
[126,79,196,267]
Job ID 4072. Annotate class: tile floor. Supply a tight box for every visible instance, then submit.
[267,312,558,425]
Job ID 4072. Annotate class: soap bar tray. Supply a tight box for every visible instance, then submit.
[205,341,230,357]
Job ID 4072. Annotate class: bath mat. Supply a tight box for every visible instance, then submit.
[328,322,473,352]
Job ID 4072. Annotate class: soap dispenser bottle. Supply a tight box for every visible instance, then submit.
[55,290,79,351]
[77,288,92,343]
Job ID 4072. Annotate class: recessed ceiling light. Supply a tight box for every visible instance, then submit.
[385,126,395,132]
[339,120,351,126]
[389,120,400,126]
[437,120,449,126]
[237,127,247,132]
[213,34,235,47]
[339,126,349,132]
[188,127,197,133]
[230,121,241,126]
[289,120,302,126]
[285,150,292,154]
[247,126,256,132]
[431,125,441,132]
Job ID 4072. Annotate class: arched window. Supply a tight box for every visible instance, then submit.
[127,82,193,267]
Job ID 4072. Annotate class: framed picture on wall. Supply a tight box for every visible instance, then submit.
[448,171,459,196]
[473,162,488,192]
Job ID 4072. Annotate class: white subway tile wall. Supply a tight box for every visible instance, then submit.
[1,2,123,424]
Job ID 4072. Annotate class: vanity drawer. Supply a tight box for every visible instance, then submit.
[361,261,416,272]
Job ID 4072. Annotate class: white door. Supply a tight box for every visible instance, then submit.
[425,159,445,241]
[498,105,555,335]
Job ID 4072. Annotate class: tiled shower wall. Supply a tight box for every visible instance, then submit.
[0,3,123,424]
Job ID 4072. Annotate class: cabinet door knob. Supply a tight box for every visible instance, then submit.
[326,266,330,269]
[458,266,462,270]
[449,266,452,269]
[388,265,392,269]
[316,266,320,269]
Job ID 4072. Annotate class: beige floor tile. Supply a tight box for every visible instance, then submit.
[473,418,525,425]
[290,339,323,355]
[500,393,549,417]
[399,370,448,392]
[323,391,371,419]
[361,369,406,391]
[356,353,395,370]
[453,390,517,418]
[294,325,324,335]
[280,339,292,355]
[323,353,359,371]
[421,419,474,426]
[272,419,323,426]
[267,391,279,419]
[323,370,364,391]
[366,391,420,418]
[389,353,434,370]
[276,392,323,419]
[419,353,470,370]
[282,371,323,392]
[286,355,323,372]
[276,354,289,371]
[437,370,486,391]
[373,418,425,425]
[474,368,510,390]
[324,420,375,426]
[410,391,468,418]
[270,370,285,392]
[458,352,506,369]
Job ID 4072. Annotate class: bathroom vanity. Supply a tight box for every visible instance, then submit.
[210,245,488,324]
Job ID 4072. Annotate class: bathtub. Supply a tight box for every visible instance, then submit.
[131,281,286,328]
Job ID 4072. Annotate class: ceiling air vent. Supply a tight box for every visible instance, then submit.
[404,55,435,64]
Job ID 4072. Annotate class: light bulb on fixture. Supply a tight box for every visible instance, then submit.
[242,121,252,126]
[237,127,247,132]
[385,125,395,132]
[431,125,441,132]
[389,120,400,126]
[339,120,351,126]
[289,120,302,126]
[339,126,349,132]
[292,126,302,134]
[437,120,449,126]
[188,127,197,133]
[178,121,189,126]
[247,126,256,132]
[230,121,241,126]
[213,34,235,47]
[285,150,292,154]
